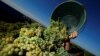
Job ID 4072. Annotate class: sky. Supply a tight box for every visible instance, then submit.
[1,0,100,56]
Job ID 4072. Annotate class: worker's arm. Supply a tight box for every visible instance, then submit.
[64,31,78,51]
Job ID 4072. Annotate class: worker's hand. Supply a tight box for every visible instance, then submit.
[69,31,78,39]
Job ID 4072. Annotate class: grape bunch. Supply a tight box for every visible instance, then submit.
[0,20,69,56]
[0,21,28,52]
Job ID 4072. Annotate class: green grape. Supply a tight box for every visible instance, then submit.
[21,45,26,50]
[36,48,41,55]
[26,47,31,51]
[38,52,42,56]
[43,51,49,56]
[14,48,19,52]
[29,39,33,44]
[49,52,55,56]
[8,50,13,55]
[31,45,35,49]
[32,50,36,53]
[26,52,33,56]
[18,51,23,56]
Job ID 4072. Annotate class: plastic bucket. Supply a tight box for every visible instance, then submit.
[51,1,86,33]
